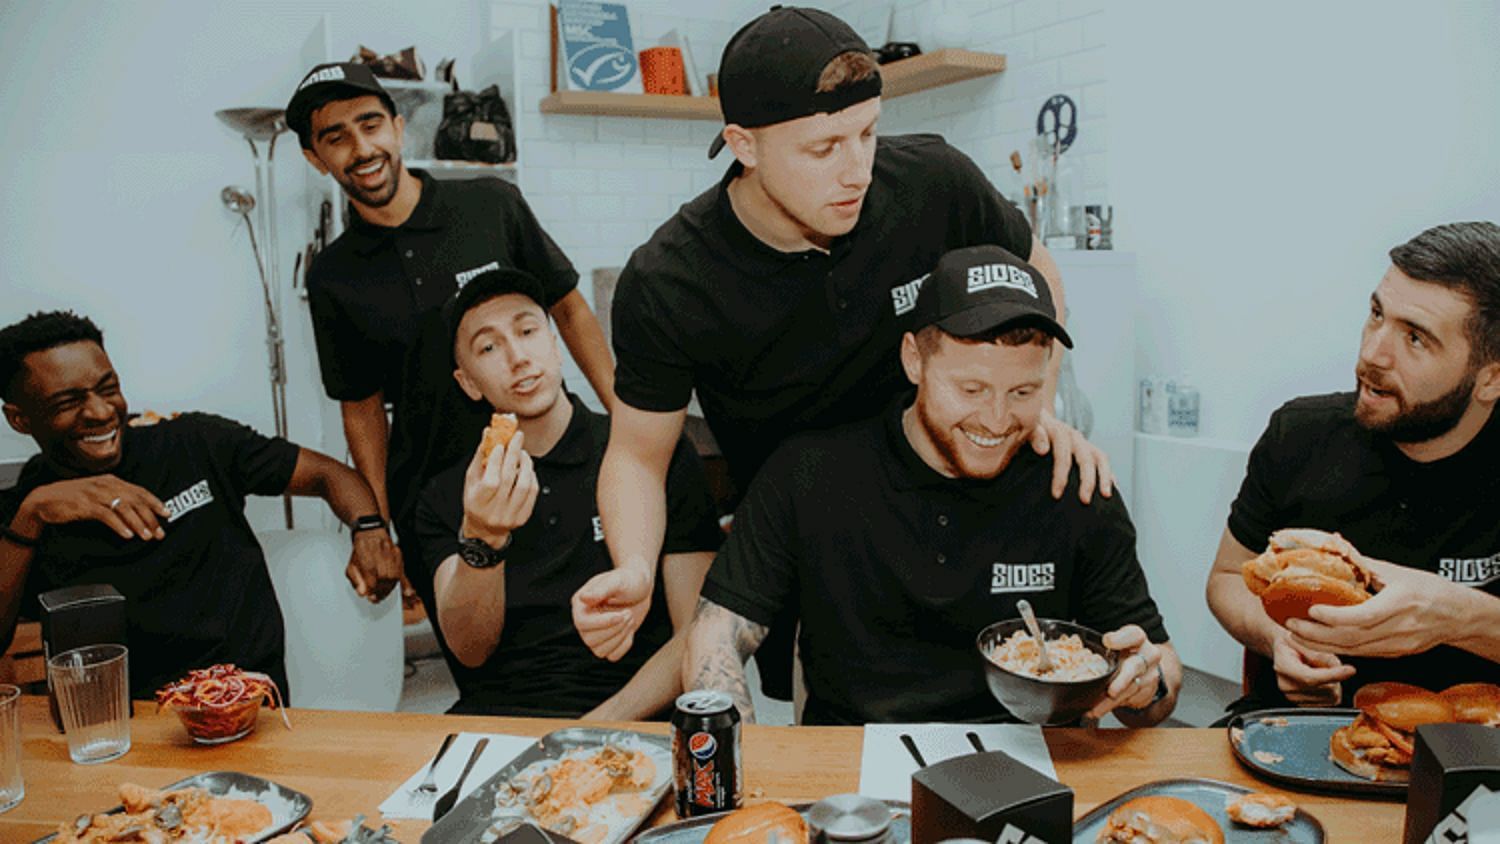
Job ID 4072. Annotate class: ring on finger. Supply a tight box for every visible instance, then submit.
[109,497,122,510]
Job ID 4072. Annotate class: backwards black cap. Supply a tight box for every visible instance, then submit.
[708,6,882,158]
[911,245,1074,348]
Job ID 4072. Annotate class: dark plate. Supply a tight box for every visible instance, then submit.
[633,800,911,843]
[1227,708,1406,797]
[1073,778,1324,842]
[32,770,311,843]
[422,728,672,844]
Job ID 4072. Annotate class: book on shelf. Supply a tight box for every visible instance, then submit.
[552,0,643,93]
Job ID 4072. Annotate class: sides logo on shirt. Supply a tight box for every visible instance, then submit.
[968,263,1038,298]
[1423,782,1496,844]
[455,261,502,289]
[991,562,1055,594]
[890,274,927,316]
[592,515,605,543]
[163,479,213,523]
[1439,552,1500,588]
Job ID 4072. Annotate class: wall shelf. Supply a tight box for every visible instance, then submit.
[407,159,518,181]
[539,49,1005,121]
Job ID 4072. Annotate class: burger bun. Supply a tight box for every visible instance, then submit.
[704,803,809,844]
[1097,795,1224,844]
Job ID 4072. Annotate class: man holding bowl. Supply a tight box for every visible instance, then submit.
[682,245,1181,725]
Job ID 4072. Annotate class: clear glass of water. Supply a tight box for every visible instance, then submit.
[0,684,22,812]
[48,644,131,765]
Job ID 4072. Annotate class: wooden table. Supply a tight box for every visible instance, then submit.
[3,696,1404,841]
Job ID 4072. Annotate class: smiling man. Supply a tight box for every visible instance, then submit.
[286,62,613,628]
[587,6,1112,704]
[410,271,721,717]
[1206,222,1500,709]
[682,246,1180,725]
[0,311,401,699]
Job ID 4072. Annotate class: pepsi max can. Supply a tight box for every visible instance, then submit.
[672,689,742,817]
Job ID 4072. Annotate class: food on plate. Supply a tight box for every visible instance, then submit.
[1241,527,1382,625]
[1259,716,1290,727]
[479,411,520,462]
[1096,795,1224,844]
[1229,726,1245,746]
[156,663,291,743]
[1225,792,1296,828]
[54,783,272,843]
[1439,682,1500,726]
[268,817,400,844]
[486,742,663,844]
[984,628,1111,682]
[703,802,809,844]
[1331,681,1500,781]
[1330,682,1454,782]
[1251,750,1284,765]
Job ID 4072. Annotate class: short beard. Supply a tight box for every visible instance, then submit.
[1355,367,1476,443]
[337,153,402,208]
[913,398,1021,480]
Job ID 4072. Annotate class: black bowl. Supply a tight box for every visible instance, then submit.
[976,618,1119,725]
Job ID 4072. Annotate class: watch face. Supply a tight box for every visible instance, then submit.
[460,537,503,569]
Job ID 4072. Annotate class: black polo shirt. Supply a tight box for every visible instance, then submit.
[0,413,299,700]
[305,170,578,540]
[1229,392,1500,703]
[412,396,723,717]
[699,398,1169,725]
[611,134,1032,494]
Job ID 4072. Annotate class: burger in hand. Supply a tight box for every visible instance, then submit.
[478,411,519,462]
[1241,528,1382,626]
[1096,795,1224,844]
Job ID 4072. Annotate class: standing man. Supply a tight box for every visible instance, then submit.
[584,8,1111,689]
[682,246,1179,724]
[286,62,614,613]
[1206,222,1500,709]
[411,270,721,717]
[0,311,402,699]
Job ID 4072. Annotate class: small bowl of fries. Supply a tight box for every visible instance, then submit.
[156,664,290,745]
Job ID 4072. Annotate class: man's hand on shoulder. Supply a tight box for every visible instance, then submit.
[1029,409,1115,504]
[17,475,168,542]
[1289,555,1470,658]
[572,566,653,662]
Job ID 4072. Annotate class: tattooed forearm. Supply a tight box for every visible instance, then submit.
[683,597,769,723]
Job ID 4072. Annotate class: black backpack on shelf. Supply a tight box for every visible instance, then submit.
[434,85,516,164]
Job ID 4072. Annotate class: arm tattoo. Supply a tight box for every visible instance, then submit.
[686,597,769,722]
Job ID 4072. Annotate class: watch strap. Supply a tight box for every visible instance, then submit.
[0,524,39,548]
[352,514,387,534]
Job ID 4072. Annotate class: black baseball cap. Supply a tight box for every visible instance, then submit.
[286,62,392,146]
[708,6,882,158]
[444,269,549,363]
[911,245,1074,348]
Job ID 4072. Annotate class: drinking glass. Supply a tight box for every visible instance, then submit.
[0,684,22,811]
[48,644,131,765]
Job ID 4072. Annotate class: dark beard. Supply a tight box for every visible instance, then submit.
[1354,367,1476,443]
[337,154,401,208]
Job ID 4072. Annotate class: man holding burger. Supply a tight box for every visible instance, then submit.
[410,270,722,717]
[583,6,1114,703]
[1206,221,1500,711]
[286,62,613,620]
[682,245,1180,725]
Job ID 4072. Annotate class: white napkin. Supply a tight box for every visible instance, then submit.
[858,724,1056,803]
[378,731,537,820]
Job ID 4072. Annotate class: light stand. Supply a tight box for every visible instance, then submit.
[216,107,293,528]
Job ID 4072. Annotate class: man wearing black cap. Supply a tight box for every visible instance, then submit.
[285,62,613,616]
[681,245,1180,725]
[586,6,1111,698]
[409,270,722,717]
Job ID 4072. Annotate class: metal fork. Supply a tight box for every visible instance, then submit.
[410,732,458,804]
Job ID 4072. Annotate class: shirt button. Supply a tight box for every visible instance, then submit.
[404,249,414,258]
[547,515,558,526]
[936,553,947,565]
[1399,500,1408,510]
[542,486,551,495]
[837,298,849,310]
[414,277,423,286]
[937,514,949,527]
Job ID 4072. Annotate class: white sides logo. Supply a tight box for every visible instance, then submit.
[1438,552,1500,588]
[163,480,213,523]
[455,261,502,289]
[967,264,1038,297]
[592,516,605,543]
[299,66,346,90]
[996,823,1046,844]
[891,274,927,316]
[1425,783,1498,843]
[991,562,1056,594]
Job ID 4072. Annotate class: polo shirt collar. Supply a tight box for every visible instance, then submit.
[714,161,883,267]
[882,394,1025,504]
[532,393,597,468]
[344,168,443,256]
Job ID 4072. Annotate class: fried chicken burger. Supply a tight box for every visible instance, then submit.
[1241,528,1382,626]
